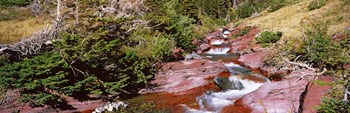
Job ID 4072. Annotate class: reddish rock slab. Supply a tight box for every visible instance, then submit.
[0,90,105,113]
[142,82,220,113]
[302,76,334,113]
[221,99,252,113]
[204,30,222,43]
[199,43,211,52]
[229,28,260,54]
[238,51,267,70]
[141,59,227,94]
[172,47,185,60]
[223,78,308,113]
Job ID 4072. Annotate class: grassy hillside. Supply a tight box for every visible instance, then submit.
[241,0,350,40]
[239,0,350,112]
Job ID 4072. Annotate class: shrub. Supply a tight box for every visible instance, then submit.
[236,0,297,18]
[0,16,174,107]
[235,27,252,38]
[302,24,350,68]
[237,3,256,18]
[0,0,32,6]
[268,2,285,12]
[0,52,71,107]
[316,97,350,113]
[256,31,282,43]
[118,97,169,113]
[165,0,196,51]
[308,0,326,10]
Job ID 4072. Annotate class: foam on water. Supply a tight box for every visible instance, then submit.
[210,39,225,45]
[223,62,241,68]
[184,62,266,113]
[223,30,231,35]
[224,62,251,74]
[206,48,230,55]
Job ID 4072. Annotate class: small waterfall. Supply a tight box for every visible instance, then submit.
[210,39,225,45]
[206,48,230,55]
[224,63,251,74]
[184,62,268,113]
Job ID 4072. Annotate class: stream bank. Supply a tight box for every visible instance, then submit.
[138,25,332,113]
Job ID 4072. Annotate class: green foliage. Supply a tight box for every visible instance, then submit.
[196,0,231,20]
[309,0,326,10]
[256,31,282,44]
[268,2,286,12]
[128,30,175,61]
[21,92,63,107]
[232,27,252,39]
[57,17,155,94]
[237,2,256,18]
[0,52,71,106]
[146,0,195,51]
[117,97,169,113]
[0,17,168,106]
[316,97,350,113]
[302,25,350,68]
[236,0,298,18]
[0,0,31,6]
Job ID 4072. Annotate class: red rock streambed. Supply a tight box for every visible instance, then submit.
[137,26,330,113]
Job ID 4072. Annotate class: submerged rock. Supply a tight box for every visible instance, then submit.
[185,52,202,60]
[214,76,244,90]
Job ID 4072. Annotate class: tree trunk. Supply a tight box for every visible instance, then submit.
[74,0,79,26]
[56,0,61,22]
[344,75,349,103]
[232,0,237,9]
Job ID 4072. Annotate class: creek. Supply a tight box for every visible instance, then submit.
[142,34,270,113]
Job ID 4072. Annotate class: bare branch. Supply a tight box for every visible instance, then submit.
[282,57,316,72]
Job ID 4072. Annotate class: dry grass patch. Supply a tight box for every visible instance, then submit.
[240,0,349,41]
[0,18,49,44]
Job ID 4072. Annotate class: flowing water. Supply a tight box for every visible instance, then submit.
[183,43,270,113]
[183,60,269,113]
[141,36,269,113]
[206,48,231,55]
[210,39,225,45]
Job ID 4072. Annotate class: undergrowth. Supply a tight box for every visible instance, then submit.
[309,0,326,10]
[256,31,282,48]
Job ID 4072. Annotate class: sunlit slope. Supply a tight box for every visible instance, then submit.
[0,18,48,44]
[241,0,349,39]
